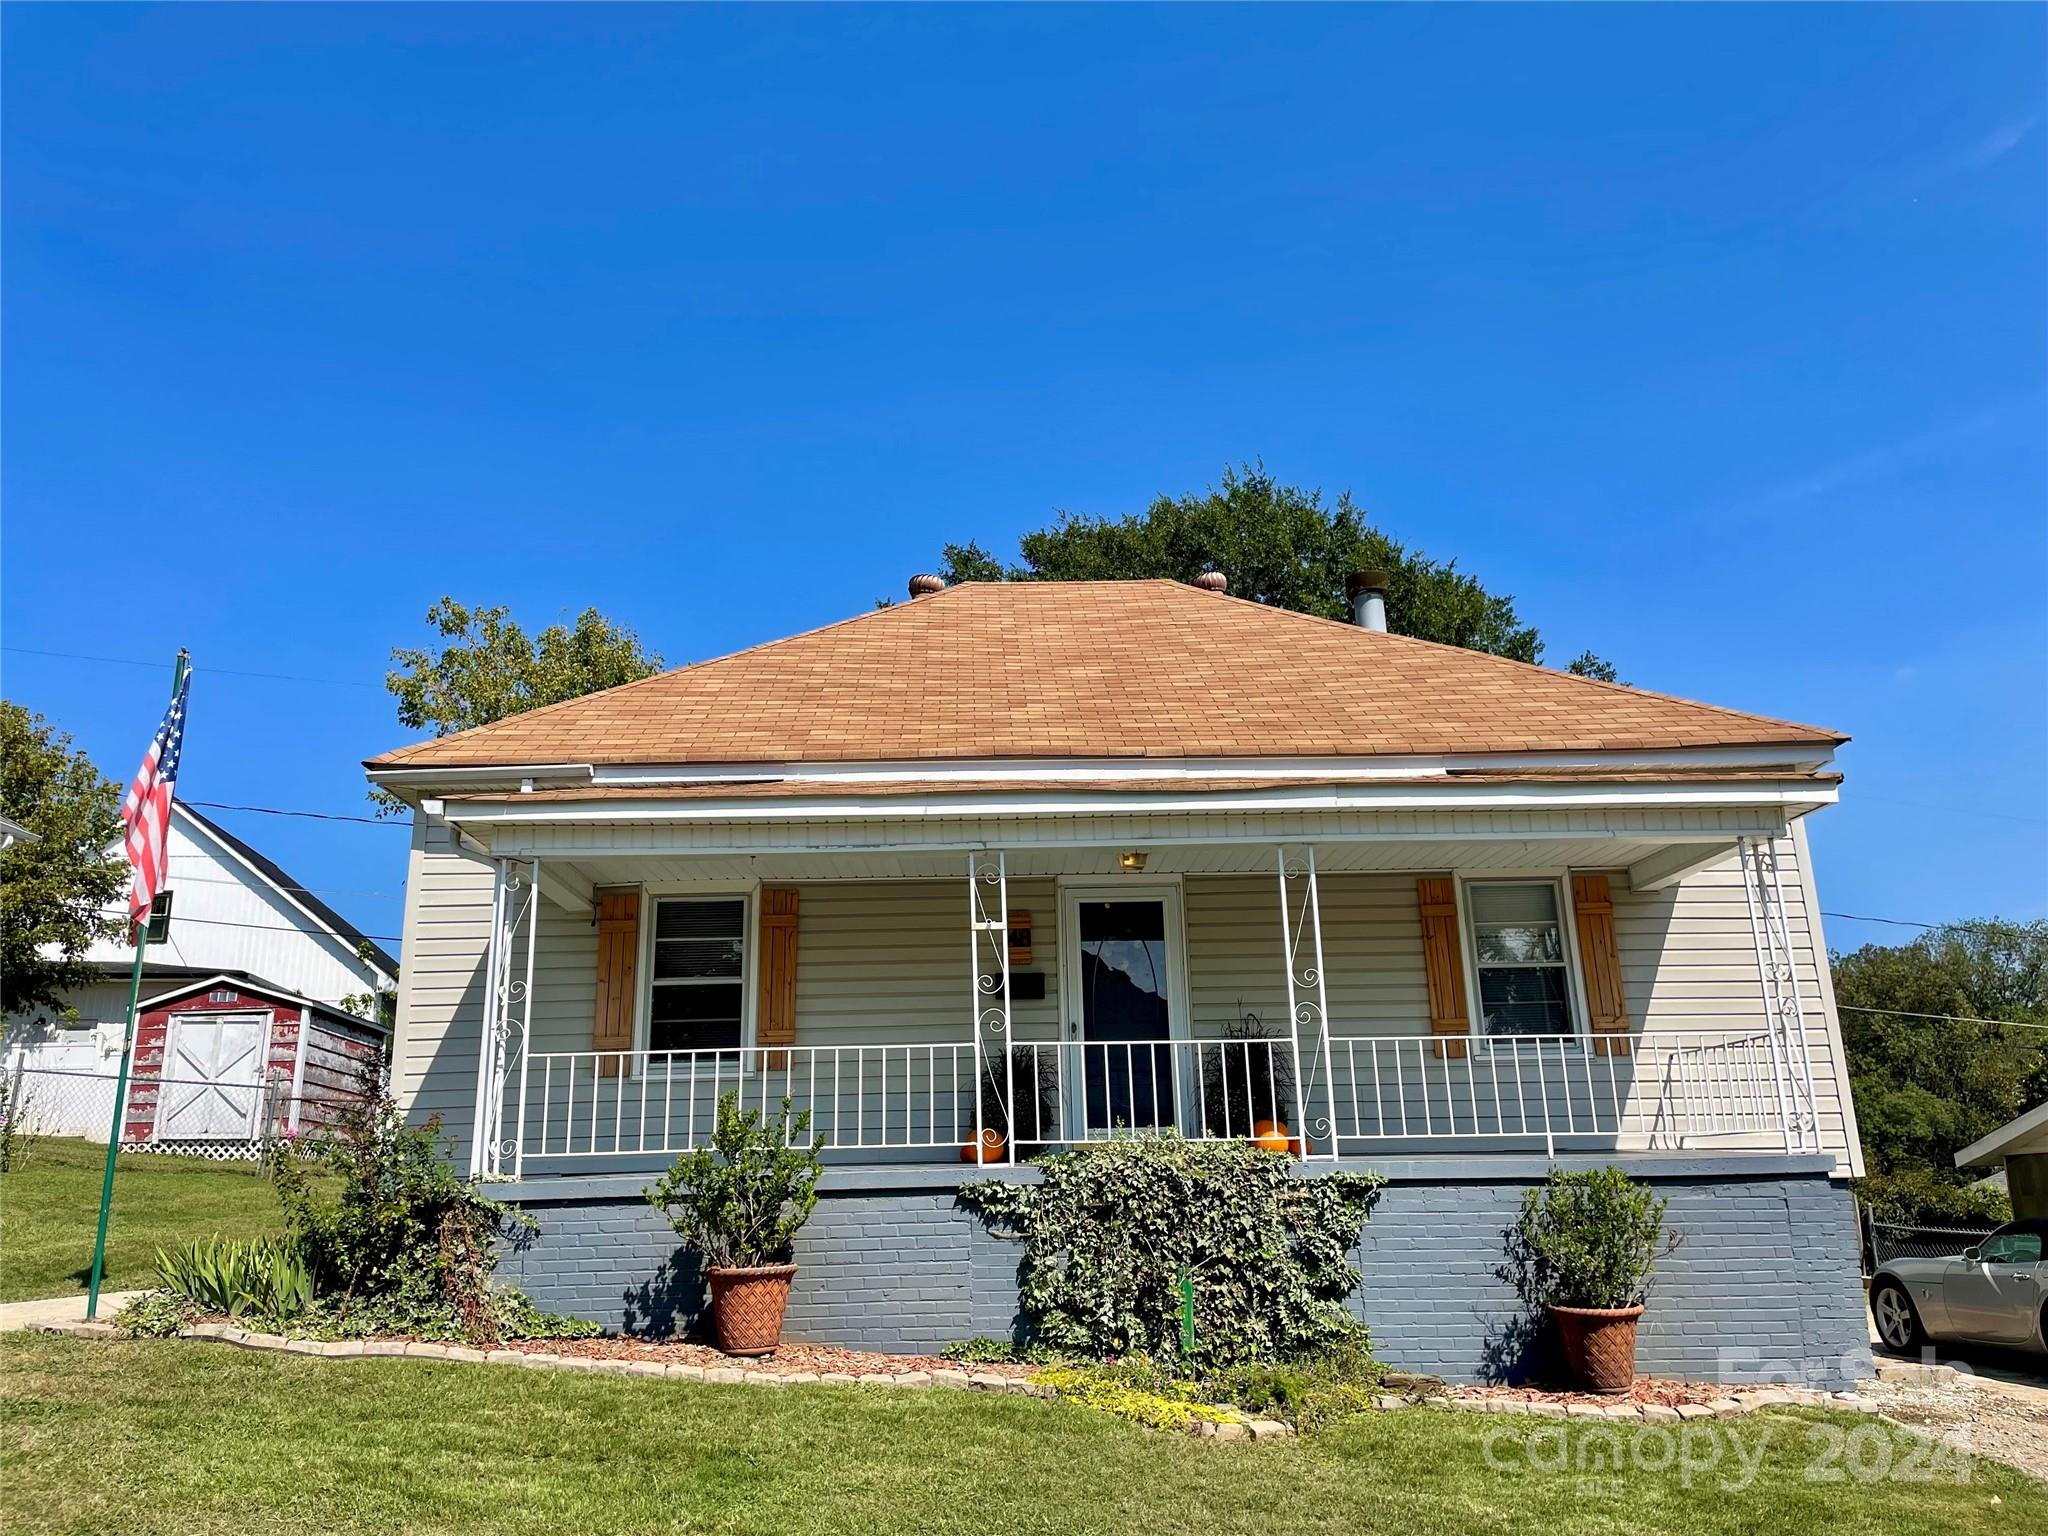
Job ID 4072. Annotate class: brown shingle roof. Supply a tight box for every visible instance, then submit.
[367,581,1844,770]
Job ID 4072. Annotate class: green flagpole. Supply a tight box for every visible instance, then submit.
[85,649,187,1322]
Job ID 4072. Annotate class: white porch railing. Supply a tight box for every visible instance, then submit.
[511,1028,1796,1169]
[473,839,1823,1178]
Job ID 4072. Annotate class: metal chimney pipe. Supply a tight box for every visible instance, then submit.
[1345,569,1390,631]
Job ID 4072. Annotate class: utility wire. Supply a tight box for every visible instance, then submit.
[3,645,378,689]
[1823,911,1941,930]
[98,909,402,945]
[1836,1005,2048,1032]
[187,799,403,827]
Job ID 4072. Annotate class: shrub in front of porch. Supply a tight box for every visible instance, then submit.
[127,1088,598,1346]
[645,1092,825,1355]
[958,1137,1382,1371]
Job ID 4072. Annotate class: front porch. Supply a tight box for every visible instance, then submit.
[452,818,1832,1183]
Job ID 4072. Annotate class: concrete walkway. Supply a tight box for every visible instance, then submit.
[0,1291,145,1332]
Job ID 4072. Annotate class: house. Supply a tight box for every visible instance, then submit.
[1957,1103,2048,1220]
[366,574,1870,1386]
[3,802,396,1149]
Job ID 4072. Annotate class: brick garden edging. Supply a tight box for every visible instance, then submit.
[31,1319,1884,1439]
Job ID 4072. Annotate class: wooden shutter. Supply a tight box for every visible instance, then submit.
[1417,877,1470,1059]
[1570,874,1632,1058]
[593,890,640,1077]
[757,888,799,1070]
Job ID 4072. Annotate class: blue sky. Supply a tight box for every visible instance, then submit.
[5,5,2043,954]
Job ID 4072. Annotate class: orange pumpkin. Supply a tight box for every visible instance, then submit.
[960,1130,1007,1164]
[1251,1119,1293,1154]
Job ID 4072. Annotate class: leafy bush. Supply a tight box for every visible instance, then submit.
[155,1237,313,1328]
[645,1093,824,1269]
[0,1061,34,1173]
[1036,1337,1382,1434]
[267,1084,585,1344]
[116,1291,204,1339]
[289,1289,601,1343]
[1205,1332,1383,1430]
[1507,1167,1675,1310]
[976,1048,1061,1152]
[1199,1017,1297,1138]
[1034,1362,1240,1432]
[959,1137,1381,1369]
[941,1335,1025,1363]
[1856,1167,2011,1227]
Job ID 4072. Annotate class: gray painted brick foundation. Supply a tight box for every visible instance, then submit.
[496,1156,1873,1387]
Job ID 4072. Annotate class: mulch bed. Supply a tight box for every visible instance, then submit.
[505,1335,1039,1379]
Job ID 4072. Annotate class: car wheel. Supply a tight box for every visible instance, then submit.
[1871,1278,1923,1352]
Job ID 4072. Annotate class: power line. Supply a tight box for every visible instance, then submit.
[99,908,402,945]
[3,645,378,689]
[1823,911,1940,930]
[1837,1005,2048,1032]
[162,865,403,900]
[188,799,403,828]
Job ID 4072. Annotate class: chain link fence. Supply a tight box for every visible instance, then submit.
[1860,1209,2005,1273]
[1,1063,360,1162]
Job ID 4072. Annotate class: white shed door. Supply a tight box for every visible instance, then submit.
[158,1014,267,1139]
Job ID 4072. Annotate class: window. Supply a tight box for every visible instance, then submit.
[648,898,747,1053]
[1978,1228,2043,1266]
[1467,881,1574,1037]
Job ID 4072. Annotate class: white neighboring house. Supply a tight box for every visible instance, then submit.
[3,802,397,1144]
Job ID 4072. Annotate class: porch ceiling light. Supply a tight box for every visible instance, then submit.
[1118,850,1148,872]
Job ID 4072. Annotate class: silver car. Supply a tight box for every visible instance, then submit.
[1870,1218,2047,1354]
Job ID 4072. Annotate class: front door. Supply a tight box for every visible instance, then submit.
[1062,888,1187,1136]
[157,1013,268,1140]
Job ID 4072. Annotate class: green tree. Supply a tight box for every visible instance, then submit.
[0,702,128,1019]
[386,598,665,739]
[1835,919,2048,1188]
[936,463,1617,670]
[380,599,664,810]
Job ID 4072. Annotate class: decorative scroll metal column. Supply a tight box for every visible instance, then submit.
[1277,845,1337,1159]
[967,851,1014,1163]
[1738,835,1821,1154]
[471,858,538,1180]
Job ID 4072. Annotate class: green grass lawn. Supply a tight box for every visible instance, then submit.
[0,1138,308,1302]
[1,1335,2037,1536]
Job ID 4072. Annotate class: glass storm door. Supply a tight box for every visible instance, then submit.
[1072,896,1179,1134]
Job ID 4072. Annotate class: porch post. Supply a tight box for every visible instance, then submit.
[469,857,509,1177]
[512,857,540,1181]
[1739,836,1818,1153]
[968,851,1014,1162]
[1277,845,1337,1160]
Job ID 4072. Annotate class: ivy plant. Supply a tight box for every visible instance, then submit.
[960,1137,1382,1369]
[646,1093,825,1269]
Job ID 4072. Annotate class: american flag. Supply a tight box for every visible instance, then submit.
[120,668,190,926]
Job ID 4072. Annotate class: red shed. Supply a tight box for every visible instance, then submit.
[122,973,390,1155]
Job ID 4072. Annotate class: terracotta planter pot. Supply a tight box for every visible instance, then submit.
[1549,1304,1643,1394]
[959,1130,1007,1164]
[706,1264,797,1357]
